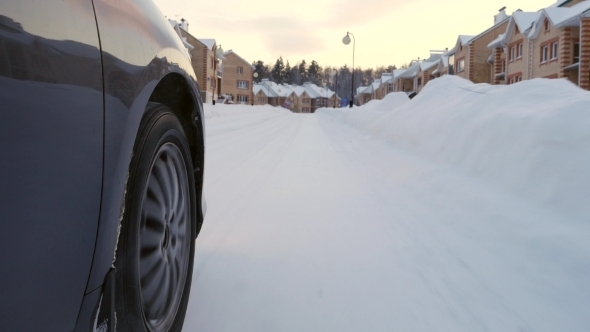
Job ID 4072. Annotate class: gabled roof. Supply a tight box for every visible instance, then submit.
[381,73,393,84]
[448,35,475,54]
[420,61,439,71]
[392,69,407,79]
[399,63,420,79]
[372,79,381,91]
[289,85,309,97]
[303,83,336,98]
[199,38,216,51]
[529,1,590,39]
[223,49,255,69]
[493,11,540,47]
[253,84,268,97]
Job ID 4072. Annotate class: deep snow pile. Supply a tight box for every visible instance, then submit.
[203,103,291,119]
[318,76,590,221]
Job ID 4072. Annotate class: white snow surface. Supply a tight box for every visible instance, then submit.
[184,77,590,331]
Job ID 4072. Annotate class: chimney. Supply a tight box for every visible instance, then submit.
[494,7,508,25]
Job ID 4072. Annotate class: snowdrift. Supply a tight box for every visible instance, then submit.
[318,76,590,221]
[204,103,291,119]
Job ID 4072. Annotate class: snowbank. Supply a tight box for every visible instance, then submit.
[318,76,590,221]
[204,103,291,119]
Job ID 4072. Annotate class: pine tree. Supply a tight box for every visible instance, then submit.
[308,60,321,85]
[252,60,266,83]
[298,60,307,83]
[284,61,293,84]
[271,56,285,84]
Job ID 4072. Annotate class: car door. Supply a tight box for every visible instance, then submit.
[0,0,103,330]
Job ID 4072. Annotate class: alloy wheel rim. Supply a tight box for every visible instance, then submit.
[139,142,190,331]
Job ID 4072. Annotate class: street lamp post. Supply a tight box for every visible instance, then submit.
[342,32,355,108]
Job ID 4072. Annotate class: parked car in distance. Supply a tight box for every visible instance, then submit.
[0,1,205,331]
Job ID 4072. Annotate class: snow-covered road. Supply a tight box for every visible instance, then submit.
[183,106,589,331]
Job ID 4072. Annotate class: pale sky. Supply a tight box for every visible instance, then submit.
[153,0,556,69]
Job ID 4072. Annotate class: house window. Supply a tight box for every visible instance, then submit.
[417,77,422,86]
[541,45,549,63]
[457,59,465,73]
[517,76,522,82]
[237,95,248,103]
[237,80,249,89]
[211,57,214,69]
[237,66,243,74]
[509,77,514,85]
[509,46,515,61]
[258,97,266,103]
[574,42,580,63]
[517,43,523,58]
[544,19,550,32]
[551,42,558,60]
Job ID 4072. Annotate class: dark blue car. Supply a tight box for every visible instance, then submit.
[0,1,205,331]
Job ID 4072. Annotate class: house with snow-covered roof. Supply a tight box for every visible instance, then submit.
[222,49,255,104]
[375,73,393,100]
[356,86,372,105]
[253,84,269,106]
[288,85,313,113]
[395,62,420,93]
[303,82,339,111]
[177,24,222,103]
[448,7,511,84]
[488,10,541,85]
[415,53,443,92]
[527,0,590,89]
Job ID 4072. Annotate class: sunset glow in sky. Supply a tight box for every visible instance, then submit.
[153,0,556,69]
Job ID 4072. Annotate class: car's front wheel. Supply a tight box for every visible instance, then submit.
[115,103,195,332]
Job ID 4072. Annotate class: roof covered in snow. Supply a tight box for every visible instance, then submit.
[399,64,420,79]
[199,38,216,51]
[223,49,255,69]
[529,1,590,39]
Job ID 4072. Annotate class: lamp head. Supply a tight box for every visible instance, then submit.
[215,45,224,57]
[253,72,259,78]
[342,33,351,45]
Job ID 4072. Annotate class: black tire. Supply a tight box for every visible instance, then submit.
[115,103,196,332]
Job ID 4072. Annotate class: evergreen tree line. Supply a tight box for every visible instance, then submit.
[252,57,397,101]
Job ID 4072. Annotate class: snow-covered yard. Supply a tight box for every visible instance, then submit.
[183,76,590,332]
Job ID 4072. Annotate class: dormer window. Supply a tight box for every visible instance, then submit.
[515,26,519,35]
[544,19,550,32]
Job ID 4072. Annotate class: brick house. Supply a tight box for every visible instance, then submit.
[415,54,442,92]
[396,63,420,93]
[356,86,373,105]
[303,82,337,111]
[222,50,254,104]
[448,8,511,84]
[488,11,540,85]
[290,85,313,113]
[253,85,269,106]
[178,29,220,103]
[527,0,590,89]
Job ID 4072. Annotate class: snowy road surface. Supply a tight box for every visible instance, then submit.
[183,107,589,331]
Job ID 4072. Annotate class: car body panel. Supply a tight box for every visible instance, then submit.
[0,0,104,330]
[85,0,205,294]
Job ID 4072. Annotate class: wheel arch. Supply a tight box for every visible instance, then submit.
[148,72,205,236]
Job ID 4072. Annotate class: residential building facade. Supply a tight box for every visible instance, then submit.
[222,50,254,104]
